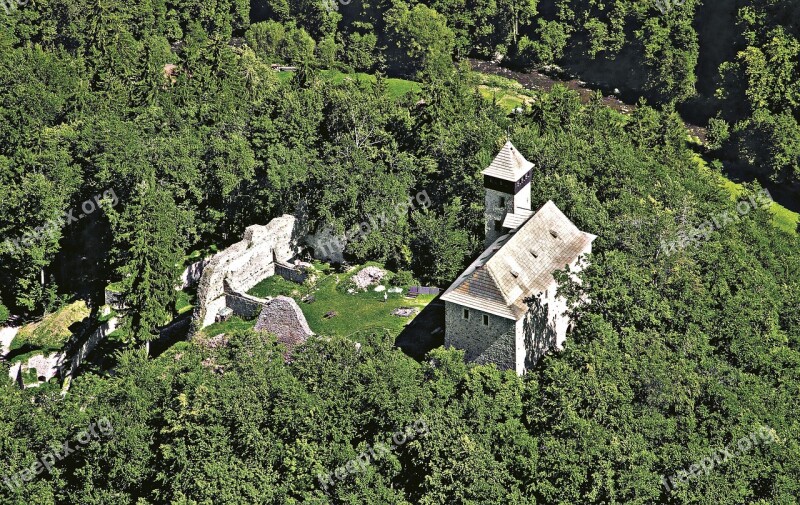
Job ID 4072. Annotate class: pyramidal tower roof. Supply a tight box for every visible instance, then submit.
[481,141,534,182]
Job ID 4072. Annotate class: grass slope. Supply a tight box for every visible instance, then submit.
[277,69,421,98]
[10,300,90,361]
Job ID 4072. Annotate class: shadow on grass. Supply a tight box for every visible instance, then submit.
[394,297,445,361]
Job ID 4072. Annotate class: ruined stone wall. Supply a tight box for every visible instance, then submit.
[178,257,213,290]
[64,317,117,380]
[225,291,268,320]
[275,261,309,284]
[193,215,299,329]
[10,317,118,388]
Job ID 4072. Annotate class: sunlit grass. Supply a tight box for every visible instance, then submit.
[247,266,435,342]
[693,152,798,235]
[9,300,90,362]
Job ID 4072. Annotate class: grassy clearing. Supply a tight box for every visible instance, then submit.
[248,275,302,299]
[474,73,534,112]
[768,204,799,235]
[10,300,90,360]
[477,85,530,111]
[693,153,798,235]
[247,266,435,342]
[198,315,259,339]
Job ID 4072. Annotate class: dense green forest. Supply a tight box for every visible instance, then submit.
[0,0,799,503]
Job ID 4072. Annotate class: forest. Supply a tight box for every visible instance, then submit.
[0,0,799,503]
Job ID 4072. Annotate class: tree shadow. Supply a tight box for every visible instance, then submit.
[522,294,557,371]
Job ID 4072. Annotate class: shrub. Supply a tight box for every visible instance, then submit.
[0,302,9,325]
[391,269,415,287]
[707,116,730,150]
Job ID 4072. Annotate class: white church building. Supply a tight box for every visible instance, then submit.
[440,141,596,374]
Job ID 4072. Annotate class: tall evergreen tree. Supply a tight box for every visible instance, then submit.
[110,177,183,348]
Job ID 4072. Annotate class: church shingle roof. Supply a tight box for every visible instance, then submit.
[481,141,534,182]
[441,201,596,319]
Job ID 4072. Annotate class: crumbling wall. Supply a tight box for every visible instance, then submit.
[9,317,117,389]
[275,261,310,284]
[193,215,299,329]
[254,296,313,352]
[178,256,213,290]
[225,291,268,320]
[64,317,117,380]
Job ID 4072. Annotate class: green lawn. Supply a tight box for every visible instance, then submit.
[247,267,436,342]
[474,72,535,112]
[477,85,530,111]
[198,315,260,340]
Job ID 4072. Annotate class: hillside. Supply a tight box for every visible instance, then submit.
[0,0,798,503]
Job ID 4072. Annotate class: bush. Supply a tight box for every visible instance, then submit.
[245,21,316,64]
[707,116,730,151]
[391,269,415,287]
[0,302,9,325]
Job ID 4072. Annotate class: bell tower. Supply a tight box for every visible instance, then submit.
[482,141,533,247]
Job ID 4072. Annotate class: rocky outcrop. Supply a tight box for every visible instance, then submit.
[351,266,386,290]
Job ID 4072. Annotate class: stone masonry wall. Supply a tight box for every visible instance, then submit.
[275,261,309,284]
[484,188,514,248]
[225,291,269,320]
[444,301,516,368]
[193,215,299,329]
[10,317,118,389]
[473,330,516,371]
[178,257,213,290]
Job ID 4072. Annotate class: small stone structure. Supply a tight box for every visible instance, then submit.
[253,296,313,354]
[193,215,301,329]
[8,317,117,388]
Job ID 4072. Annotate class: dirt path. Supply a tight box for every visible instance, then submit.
[467,58,707,142]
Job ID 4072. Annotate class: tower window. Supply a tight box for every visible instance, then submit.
[499,197,506,207]
[483,314,489,326]
[494,220,502,231]
[463,308,470,320]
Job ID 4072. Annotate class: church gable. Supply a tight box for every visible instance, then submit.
[442,200,595,320]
